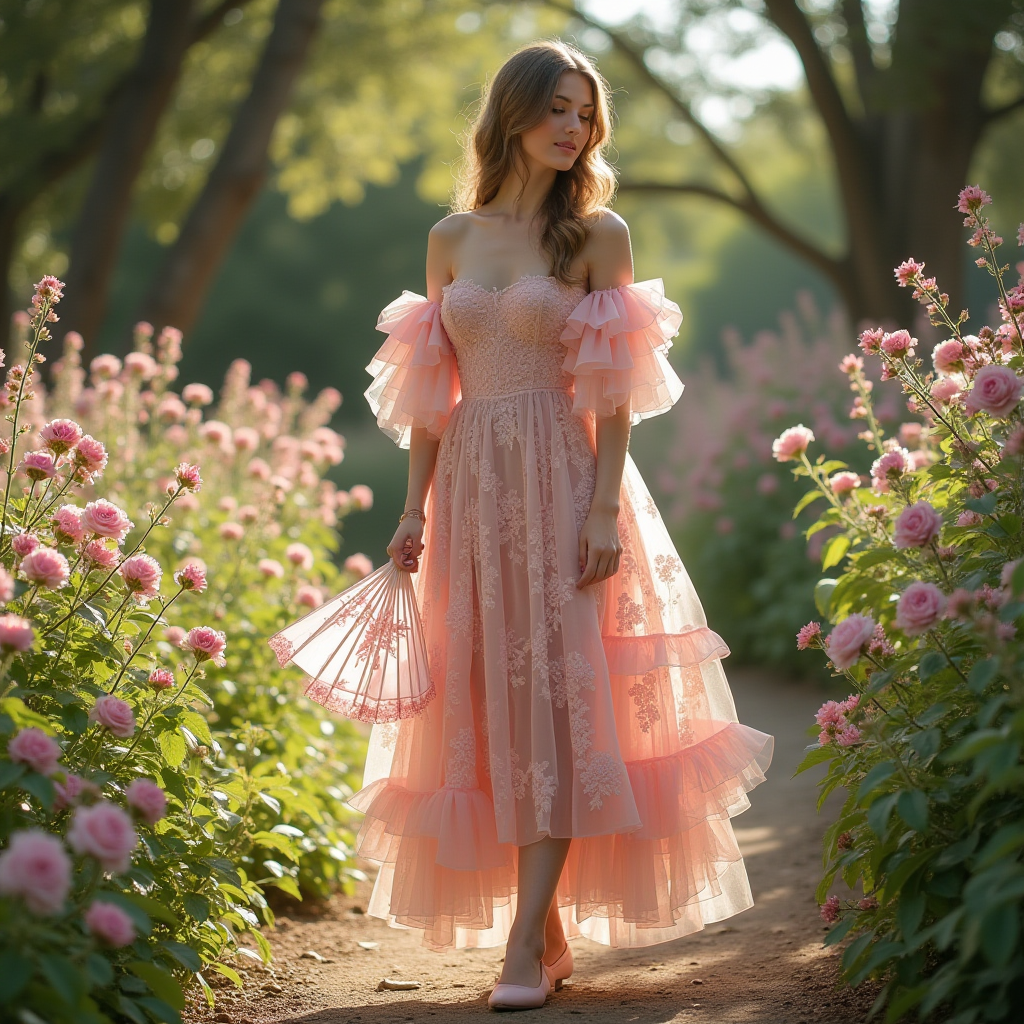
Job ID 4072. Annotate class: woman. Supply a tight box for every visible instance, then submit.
[356,41,773,1010]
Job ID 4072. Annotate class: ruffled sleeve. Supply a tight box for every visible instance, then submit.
[560,278,684,424]
[364,291,462,449]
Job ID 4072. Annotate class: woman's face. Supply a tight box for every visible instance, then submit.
[519,70,594,172]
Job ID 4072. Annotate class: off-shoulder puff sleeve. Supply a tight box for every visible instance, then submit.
[559,278,684,424]
[363,291,462,449]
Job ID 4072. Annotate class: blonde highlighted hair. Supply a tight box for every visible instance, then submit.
[452,40,617,286]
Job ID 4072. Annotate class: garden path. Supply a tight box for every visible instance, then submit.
[185,669,876,1024]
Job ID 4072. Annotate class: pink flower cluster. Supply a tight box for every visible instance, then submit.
[88,694,136,738]
[893,501,943,550]
[67,801,138,873]
[0,829,71,914]
[816,694,861,747]
[826,613,875,670]
[895,581,946,636]
[772,425,814,463]
[180,626,227,666]
[7,727,62,776]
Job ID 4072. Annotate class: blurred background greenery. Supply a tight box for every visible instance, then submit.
[5,0,1024,671]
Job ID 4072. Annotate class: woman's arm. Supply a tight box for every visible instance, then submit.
[386,221,457,572]
[576,211,634,589]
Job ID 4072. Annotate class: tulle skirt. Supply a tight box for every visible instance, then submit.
[346,389,773,950]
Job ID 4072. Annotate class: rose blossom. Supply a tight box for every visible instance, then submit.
[125,779,167,825]
[957,509,983,527]
[0,566,14,603]
[893,501,943,549]
[219,521,244,541]
[820,895,841,923]
[74,435,108,479]
[218,496,238,513]
[148,668,175,690]
[155,395,186,423]
[8,727,61,776]
[181,383,214,406]
[894,258,924,287]
[83,499,133,543]
[772,425,814,462]
[83,539,120,570]
[348,484,374,510]
[163,625,186,645]
[174,462,202,492]
[11,533,38,558]
[67,801,138,873]
[39,418,83,455]
[118,554,163,601]
[52,504,85,545]
[0,829,71,914]
[880,330,915,358]
[895,581,946,636]
[89,354,121,380]
[258,558,284,579]
[88,694,136,738]
[827,613,876,671]
[238,504,259,524]
[123,351,157,379]
[0,614,34,652]
[958,185,992,214]
[932,339,965,375]
[84,900,136,946]
[870,448,910,493]
[296,585,323,609]
[964,365,1024,418]
[20,546,70,590]
[285,543,314,570]
[829,472,861,496]
[247,457,271,481]
[796,622,821,650]
[344,553,374,578]
[233,426,260,452]
[838,354,863,374]
[54,773,99,811]
[173,562,207,593]
[836,724,862,746]
[21,450,56,481]
[180,626,227,666]
[199,420,232,446]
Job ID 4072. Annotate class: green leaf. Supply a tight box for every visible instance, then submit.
[158,730,187,768]
[793,490,825,518]
[814,578,838,617]
[0,761,25,790]
[822,913,858,947]
[822,534,851,571]
[20,771,54,809]
[1012,561,1024,598]
[867,792,900,836]
[251,830,298,860]
[908,728,942,761]
[0,951,32,1000]
[897,892,926,939]
[183,893,210,923]
[267,874,302,899]
[180,710,212,746]
[128,962,185,1011]
[210,964,244,989]
[86,952,114,988]
[896,790,929,832]
[136,995,182,1023]
[969,658,999,694]
[160,940,202,973]
[917,651,948,682]
[794,744,834,775]
[854,545,899,569]
[122,891,180,928]
[75,602,107,628]
[966,491,998,515]
[252,928,273,963]
[981,904,1019,967]
[39,952,87,1007]
[856,761,897,805]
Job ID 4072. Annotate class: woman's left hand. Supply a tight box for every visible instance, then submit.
[576,508,622,588]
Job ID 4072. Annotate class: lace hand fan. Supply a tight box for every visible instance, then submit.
[268,559,435,724]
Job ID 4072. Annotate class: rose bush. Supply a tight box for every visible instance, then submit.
[0,278,373,1022]
[787,188,1024,1021]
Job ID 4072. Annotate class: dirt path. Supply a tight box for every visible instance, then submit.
[185,670,875,1024]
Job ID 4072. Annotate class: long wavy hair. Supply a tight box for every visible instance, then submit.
[452,41,617,286]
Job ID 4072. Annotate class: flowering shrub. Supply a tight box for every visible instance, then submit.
[0,280,372,1022]
[659,295,904,671]
[788,189,1024,1021]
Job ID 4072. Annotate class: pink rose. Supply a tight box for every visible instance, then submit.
[181,383,213,406]
[0,829,72,914]
[8,727,61,776]
[199,420,232,446]
[258,559,284,579]
[83,539,120,570]
[173,562,207,593]
[238,504,259,524]
[247,457,271,481]
[931,377,962,403]
[827,613,876,671]
[895,581,946,636]
[219,521,244,541]
[118,554,162,601]
[957,510,983,527]
[932,340,965,374]
[285,543,314,570]
[893,501,943,549]
[125,779,167,825]
[67,802,138,873]
[83,500,133,543]
[820,895,841,923]
[148,668,175,690]
[0,614,34,652]
[796,622,821,650]
[20,546,70,590]
[894,258,925,287]
[90,354,121,380]
[39,418,83,455]
[51,504,86,545]
[21,450,57,482]
[88,694,136,738]
[829,472,861,496]
[344,553,374,578]
[174,462,203,492]
[965,365,1024,418]
[348,484,374,510]
[124,351,157,379]
[54,773,99,811]
[0,566,14,603]
[73,435,108,479]
[870,448,910,493]
[84,900,136,946]
[180,626,227,666]
[838,354,863,374]
[155,395,186,423]
[296,585,323,609]
[163,626,186,645]
[11,533,39,559]
[958,185,992,214]
[233,427,260,452]
[771,425,815,462]
[880,330,915,358]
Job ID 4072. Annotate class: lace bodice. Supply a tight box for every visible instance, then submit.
[440,275,587,400]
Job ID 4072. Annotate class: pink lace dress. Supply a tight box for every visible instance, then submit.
[353,275,773,950]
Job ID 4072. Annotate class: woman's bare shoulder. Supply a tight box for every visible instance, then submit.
[584,207,630,242]
[429,211,475,244]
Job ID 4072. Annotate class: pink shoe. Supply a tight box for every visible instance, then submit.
[542,942,573,990]
[488,960,552,1011]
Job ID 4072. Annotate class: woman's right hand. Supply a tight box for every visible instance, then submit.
[387,517,425,572]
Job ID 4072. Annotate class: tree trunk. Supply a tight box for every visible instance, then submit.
[58,0,197,349]
[136,0,326,338]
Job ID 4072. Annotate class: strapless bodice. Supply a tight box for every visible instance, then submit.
[440,275,588,400]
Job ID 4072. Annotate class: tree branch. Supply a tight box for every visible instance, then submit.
[840,0,877,116]
[190,0,259,44]
[618,179,844,288]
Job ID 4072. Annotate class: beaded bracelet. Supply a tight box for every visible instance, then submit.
[399,508,426,525]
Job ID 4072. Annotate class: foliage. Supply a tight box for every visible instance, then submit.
[789,188,1024,1021]
[660,293,907,673]
[0,280,371,1022]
